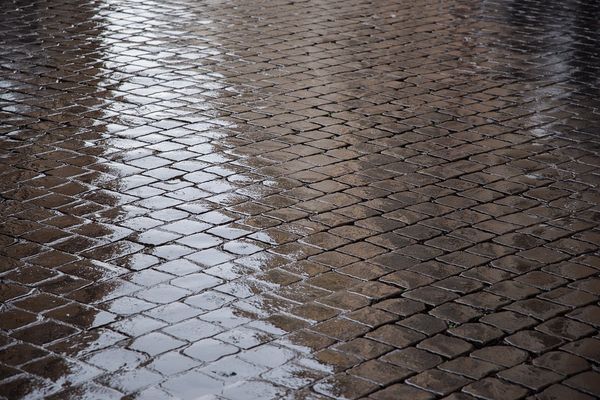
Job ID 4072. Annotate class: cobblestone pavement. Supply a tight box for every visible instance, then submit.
[1,0,599,399]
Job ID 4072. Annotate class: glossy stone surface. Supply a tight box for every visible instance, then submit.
[1,0,599,399]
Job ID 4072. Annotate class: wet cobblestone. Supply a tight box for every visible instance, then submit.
[1,0,600,399]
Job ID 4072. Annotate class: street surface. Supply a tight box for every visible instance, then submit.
[0,0,599,399]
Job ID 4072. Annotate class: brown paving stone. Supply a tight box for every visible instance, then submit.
[314,349,362,373]
[350,281,401,299]
[567,305,600,327]
[313,373,379,399]
[463,377,528,400]
[504,299,569,320]
[349,359,412,385]
[21,355,102,386]
[0,376,55,400]
[291,302,340,322]
[366,324,426,348]
[404,286,459,306]
[497,364,562,391]
[0,308,37,330]
[383,270,434,289]
[430,302,483,324]
[448,322,504,344]
[0,283,30,302]
[0,343,48,367]
[399,313,447,336]
[312,317,371,341]
[564,371,600,398]
[336,338,392,361]
[407,369,472,396]
[516,271,568,290]
[45,303,116,329]
[418,334,474,358]
[458,292,510,311]
[308,272,363,292]
[347,307,397,328]
[538,287,597,308]
[532,351,590,376]
[11,321,78,345]
[505,330,565,354]
[536,317,595,340]
[439,356,501,380]
[480,311,537,333]
[319,290,371,311]
[487,280,540,300]
[340,261,390,281]
[471,345,529,368]
[535,384,596,400]
[285,330,336,352]
[382,347,443,372]
[0,364,20,381]
[374,298,426,316]
[561,337,600,363]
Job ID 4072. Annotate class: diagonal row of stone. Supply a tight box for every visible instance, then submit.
[0,0,599,399]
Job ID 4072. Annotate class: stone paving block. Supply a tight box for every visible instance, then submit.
[564,371,600,398]
[313,373,378,399]
[349,359,412,385]
[439,356,501,380]
[407,369,472,396]
[561,337,600,363]
[381,348,443,372]
[463,377,528,400]
[366,324,426,348]
[532,351,589,376]
[505,330,565,354]
[471,345,528,368]
[497,364,562,391]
